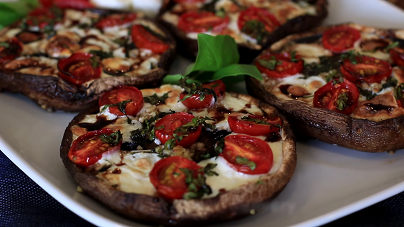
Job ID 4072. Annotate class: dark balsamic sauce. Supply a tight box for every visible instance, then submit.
[266,132,282,142]
[78,116,116,131]
[365,103,394,113]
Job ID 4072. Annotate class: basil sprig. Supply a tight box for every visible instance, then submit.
[99,130,123,146]
[162,34,262,85]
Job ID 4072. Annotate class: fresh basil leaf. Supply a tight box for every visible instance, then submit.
[189,34,239,74]
[162,74,199,85]
[211,64,263,81]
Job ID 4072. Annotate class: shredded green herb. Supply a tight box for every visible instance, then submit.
[99,130,123,146]
[143,92,170,105]
[235,156,256,171]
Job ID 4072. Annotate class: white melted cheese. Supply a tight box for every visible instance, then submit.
[199,139,283,198]
[97,152,161,195]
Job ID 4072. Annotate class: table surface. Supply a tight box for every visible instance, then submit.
[3,1,404,226]
[2,149,404,227]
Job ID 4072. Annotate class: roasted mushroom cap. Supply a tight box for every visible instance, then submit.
[60,91,296,226]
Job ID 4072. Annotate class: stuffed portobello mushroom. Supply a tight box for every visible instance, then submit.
[158,0,328,63]
[246,23,404,152]
[0,6,176,112]
[60,83,296,226]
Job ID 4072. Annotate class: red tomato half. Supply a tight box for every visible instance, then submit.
[54,0,95,9]
[322,25,361,53]
[255,52,304,78]
[57,52,102,86]
[155,112,202,148]
[228,114,282,136]
[26,8,57,30]
[238,7,280,34]
[149,156,201,200]
[389,48,404,66]
[99,86,144,116]
[95,13,138,30]
[131,25,169,54]
[313,78,359,115]
[68,128,121,167]
[221,134,273,175]
[178,11,229,33]
[180,80,226,109]
[340,55,392,84]
[0,37,23,65]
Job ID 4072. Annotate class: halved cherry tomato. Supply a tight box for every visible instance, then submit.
[389,48,404,66]
[340,55,392,84]
[221,134,273,175]
[26,8,57,30]
[155,112,202,148]
[99,86,144,116]
[178,11,229,33]
[238,7,280,35]
[228,114,282,136]
[68,128,121,167]
[255,52,304,78]
[95,13,138,30]
[40,0,54,8]
[322,25,361,53]
[180,80,226,109]
[313,78,359,115]
[149,156,201,200]
[131,24,169,54]
[57,52,102,86]
[54,0,95,9]
[0,37,23,65]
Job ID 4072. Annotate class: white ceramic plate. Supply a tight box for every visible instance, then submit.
[2,0,404,226]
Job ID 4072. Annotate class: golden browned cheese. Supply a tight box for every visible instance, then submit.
[352,91,404,121]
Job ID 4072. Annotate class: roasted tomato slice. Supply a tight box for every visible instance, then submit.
[68,128,122,167]
[389,47,404,66]
[149,156,201,200]
[155,112,202,148]
[255,52,304,78]
[57,52,102,86]
[238,7,280,37]
[95,13,138,30]
[131,25,169,54]
[322,25,361,53]
[340,55,392,84]
[0,37,23,65]
[313,78,359,115]
[228,114,282,136]
[178,11,229,33]
[26,8,58,30]
[99,86,144,116]
[54,0,95,9]
[221,134,273,175]
[180,80,226,109]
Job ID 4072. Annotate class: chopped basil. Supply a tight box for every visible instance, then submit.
[101,100,132,124]
[394,83,404,100]
[385,41,399,52]
[174,116,215,134]
[89,50,113,60]
[290,51,298,62]
[235,156,256,171]
[99,130,122,146]
[357,87,376,100]
[241,20,268,43]
[143,92,170,105]
[241,116,282,128]
[214,138,225,156]
[0,42,9,48]
[201,163,218,176]
[179,77,217,102]
[380,76,398,91]
[180,168,212,200]
[341,50,361,64]
[257,56,282,70]
[302,55,341,78]
[336,92,349,111]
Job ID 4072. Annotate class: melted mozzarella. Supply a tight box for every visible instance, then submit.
[199,140,283,198]
[97,152,161,195]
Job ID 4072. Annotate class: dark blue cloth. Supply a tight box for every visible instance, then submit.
[1,150,404,227]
